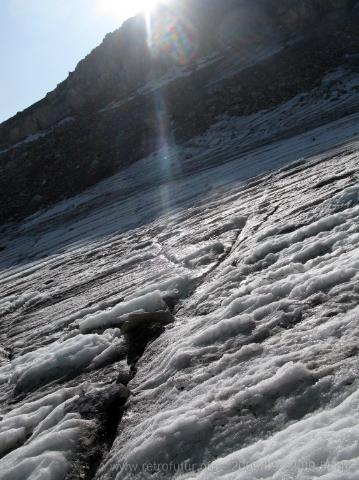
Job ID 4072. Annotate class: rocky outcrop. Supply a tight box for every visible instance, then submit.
[0,15,150,146]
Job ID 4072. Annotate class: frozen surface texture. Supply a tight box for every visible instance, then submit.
[1,66,359,479]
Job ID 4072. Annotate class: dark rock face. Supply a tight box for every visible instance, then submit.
[273,0,355,27]
[0,0,358,224]
[0,0,354,146]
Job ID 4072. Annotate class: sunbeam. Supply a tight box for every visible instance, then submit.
[142,3,184,213]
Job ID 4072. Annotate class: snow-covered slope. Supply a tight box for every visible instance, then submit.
[1,66,359,479]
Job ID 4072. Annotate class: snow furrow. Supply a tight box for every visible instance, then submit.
[1,68,359,479]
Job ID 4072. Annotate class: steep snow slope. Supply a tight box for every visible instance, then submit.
[1,68,359,479]
[99,152,359,479]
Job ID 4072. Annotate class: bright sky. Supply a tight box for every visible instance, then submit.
[0,0,154,123]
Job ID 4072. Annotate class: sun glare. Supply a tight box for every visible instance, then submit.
[95,0,157,22]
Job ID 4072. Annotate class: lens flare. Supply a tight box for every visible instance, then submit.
[146,7,197,65]
[143,4,195,212]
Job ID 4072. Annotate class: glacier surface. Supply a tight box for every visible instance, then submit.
[1,66,359,479]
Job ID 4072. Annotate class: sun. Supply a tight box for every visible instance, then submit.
[95,0,158,22]
[136,0,158,13]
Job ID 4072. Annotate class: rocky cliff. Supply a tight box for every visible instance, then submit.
[0,0,356,146]
[0,0,358,223]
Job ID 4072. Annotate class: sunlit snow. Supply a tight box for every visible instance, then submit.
[1,66,359,479]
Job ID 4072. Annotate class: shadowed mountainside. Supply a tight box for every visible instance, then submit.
[0,0,358,224]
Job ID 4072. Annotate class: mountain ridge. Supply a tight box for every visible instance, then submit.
[1,0,356,146]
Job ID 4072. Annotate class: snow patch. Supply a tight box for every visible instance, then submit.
[79,291,168,333]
